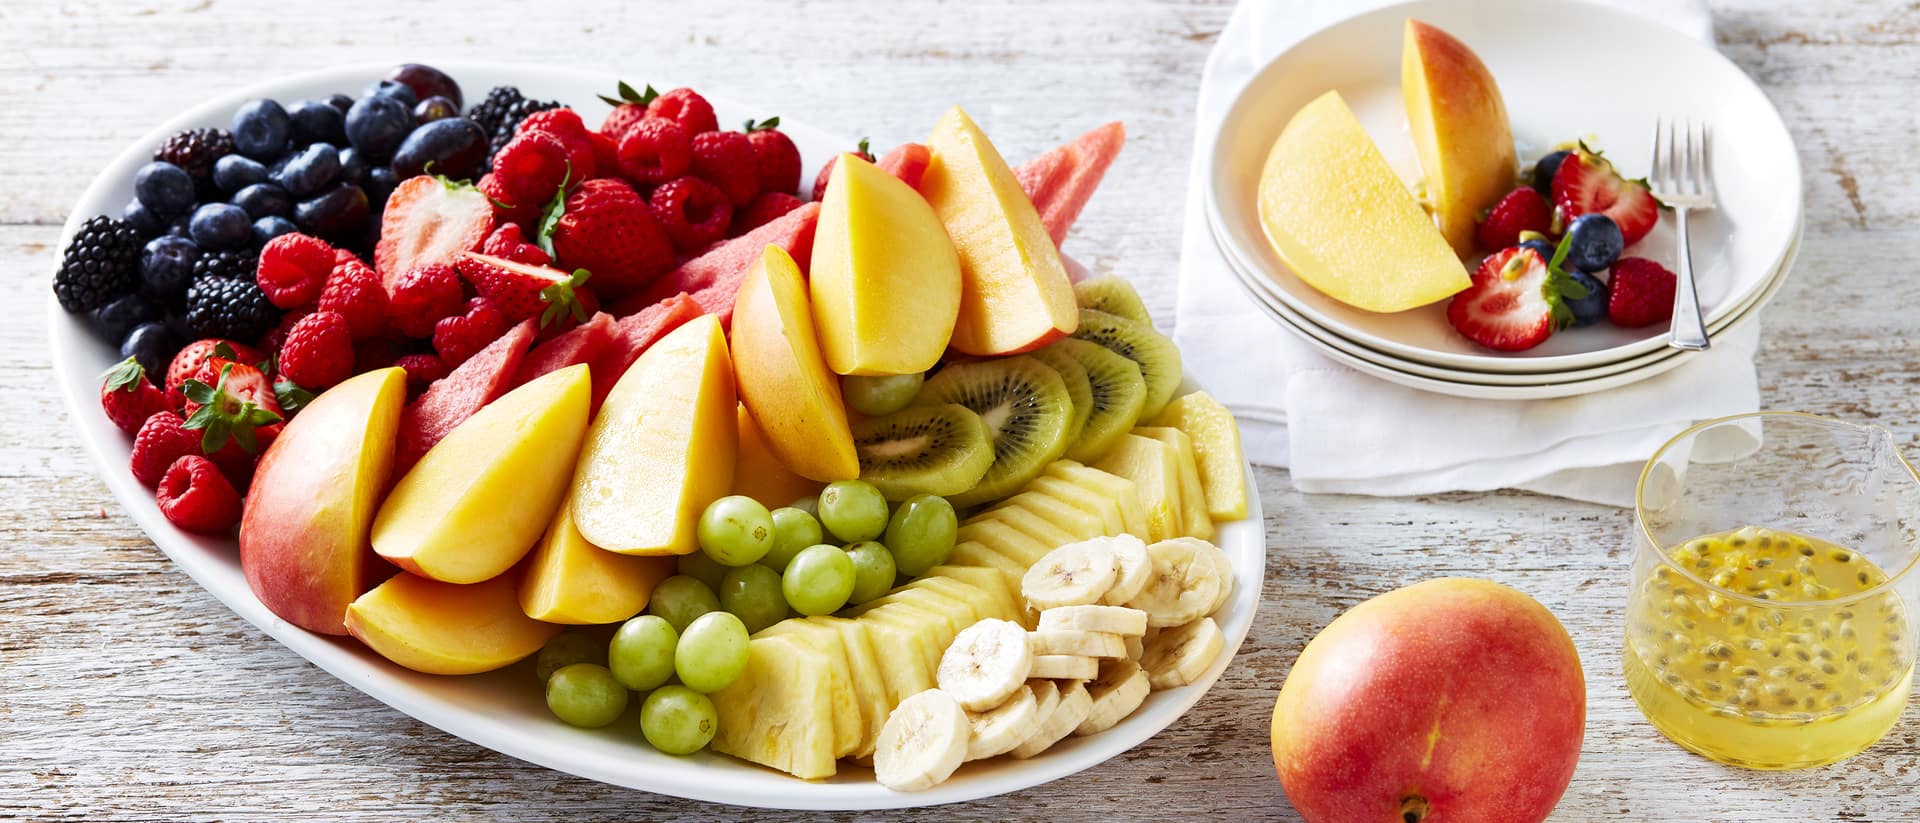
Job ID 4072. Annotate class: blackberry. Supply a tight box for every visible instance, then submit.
[185,274,278,341]
[153,127,234,189]
[467,85,528,135]
[53,215,142,312]
[190,247,258,283]
[487,97,563,159]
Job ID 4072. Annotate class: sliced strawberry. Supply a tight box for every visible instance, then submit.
[179,359,284,455]
[1550,147,1661,246]
[1445,247,1575,352]
[373,175,496,295]
[1475,187,1553,251]
[454,251,591,328]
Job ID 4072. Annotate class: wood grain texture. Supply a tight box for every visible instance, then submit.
[4,0,1919,819]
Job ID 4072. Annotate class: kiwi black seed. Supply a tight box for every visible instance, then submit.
[914,355,1072,507]
[1070,308,1182,419]
[852,403,994,500]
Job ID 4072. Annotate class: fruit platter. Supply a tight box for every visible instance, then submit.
[45,62,1265,809]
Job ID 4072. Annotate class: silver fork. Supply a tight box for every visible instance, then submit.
[1648,119,1716,351]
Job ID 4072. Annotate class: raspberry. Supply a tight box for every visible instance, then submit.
[317,257,389,341]
[260,308,310,358]
[100,357,174,434]
[650,176,733,252]
[130,411,199,488]
[255,233,337,309]
[745,120,802,195]
[481,131,573,227]
[1607,257,1678,328]
[433,297,508,366]
[481,223,551,266]
[354,336,401,373]
[646,88,718,135]
[515,107,597,182]
[156,455,242,534]
[690,131,761,206]
[278,311,356,389]
[387,262,466,339]
[394,352,450,395]
[732,191,806,235]
[616,118,692,186]
[601,103,649,142]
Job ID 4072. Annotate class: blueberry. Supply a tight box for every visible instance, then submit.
[166,215,192,238]
[391,117,487,180]
[344,94,415,161]
[326,93,355,114]
[296,183,370,237]
[337,146,370,186]
[252,215,300,245]
[213,154,268,193]
[188,202,253,251]
[93,293,163,342]
[1563,214,1624,272]
[1564,270,1610,327]
[412,95,460,123]
[1533,149,1572,195]
[1519,237,1557,262]
[232,98,292,161]
[122,198,166,238]
[363,79,419,108]
[232,182,294,220]
[272,142,341,197]
[134,161,197,218]
[140,234,199,299]
[365,166,398,212]
[385,63,462,109]
[287,98,348,146]
[119,321,180,379]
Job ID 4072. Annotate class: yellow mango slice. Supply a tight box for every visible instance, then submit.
[345,572,561,675]
[518,495,675,625]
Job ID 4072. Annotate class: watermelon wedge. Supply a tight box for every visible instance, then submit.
[590,292,705,409]
[609,202,820,324]
[878,142,931,190]
[514,311,616,388]
[393,319,538,472]
[1015,121,1125,247]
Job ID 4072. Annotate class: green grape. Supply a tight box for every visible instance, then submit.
[676,550,731,591]
[697,495,775,566]
[819,480,889,543]
[762,507,825,572]
[842,372,924,416]
[787,495,820,517]
[844,541,897,605]
[647,575,719,633]
[883,494,959,576]
[609,614,679,691]
[718,563,789,634]
[641,684,718,755]
[782,544,856,616]
[534,632,606,682]
[675,611,751,693]
[545,663,629,728]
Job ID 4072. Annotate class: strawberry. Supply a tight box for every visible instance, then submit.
[732,191,806,235]
[277,311,356,389]
[374,175,495,294]
[481,132,574,232]
[650,176,733,252]
[156,455,242,534]
[811,139,874,202]
[1551,146,1661,246]
[597,80,659,141]
[1607,257,1678,327]
[590,131,619,180]
[480,223,551,266]
[689,131,761,206]
[548,178,675,300]
[515,107,597,182]
[387,262,466,338]
[130,411,200,488]
[455,251,592,328]
[744,117,801,195]
[166,339,264,392]
[646,87,718,135]
[394,352,450,396]
[433,296,509,367]
[180,359,284,454]
[316,255,388,341]
[255,232,336,309]
[1446,247,1581,352]
[616,117,692,186]
[100,357,174,433]
[1475,187,1553,251]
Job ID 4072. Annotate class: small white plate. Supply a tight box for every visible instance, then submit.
[1205,0,1801,373]
[47,62,1266,810]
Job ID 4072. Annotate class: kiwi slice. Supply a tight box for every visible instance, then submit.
[1071,309,1182,419]
[1029,346,1093,448]
[853,403,995,500]
[915,356,1072,508]
[1073,276,1152,325]
[1041,338,1147,463]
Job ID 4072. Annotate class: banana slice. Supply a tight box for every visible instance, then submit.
[1075,658,1151,736]
[875,689,971,792]
[1206,543,1234,616]
[1022,539,1119,609]
[1020,679,1062,745]
[1101,535,1153,605]
[1038,604,1148,637]
[1141,617,1223,691]
[964,684,1039,761]
[937,619,1033,711]
[1126,538,1223,627]
[1030,654,1098,680]
[1011,679,1093,759]
[1029,629,1127,658]
[1124,634,1144,660]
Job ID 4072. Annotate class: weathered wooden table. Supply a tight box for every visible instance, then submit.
[4,0,1916,819]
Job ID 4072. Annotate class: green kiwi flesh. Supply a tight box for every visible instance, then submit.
[1070,308,1182,419]
[852,403,994,500]
[1042,338,1147,463]
[1073,276,1152,325]
[913,356,1072,508]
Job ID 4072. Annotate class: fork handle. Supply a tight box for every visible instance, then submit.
[1668,206,1711,351]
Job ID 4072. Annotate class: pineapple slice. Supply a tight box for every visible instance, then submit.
[1045,461,1150,539]
[859,605,950,675]
[1148,391,1248,520]
[1134,426,1214,540]
[975,505,1078,548]
[923,565,1020,623]
[957,519,1052,566]
[1092,435,1185,541]
[900,577,997,622]
[808,616,890,757]
[756,619,861,758]
[710,634,838,779]
[851,613,936,702]
[996,491,1103,541]
[948,540,1027,590]
[1023,475,1125,537]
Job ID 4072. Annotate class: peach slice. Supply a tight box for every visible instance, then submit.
[345,572,560,675]
[518,495,675,625]
[733,245,859,481]
[1403,18,1518,257]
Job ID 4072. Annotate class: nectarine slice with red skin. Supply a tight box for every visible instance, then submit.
[735,245,860,481]
[1403,18,1518,257]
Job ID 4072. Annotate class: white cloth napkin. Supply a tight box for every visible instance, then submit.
[1172,0,1755,507]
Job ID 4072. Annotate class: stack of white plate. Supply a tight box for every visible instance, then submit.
[1199,0,1803,401]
